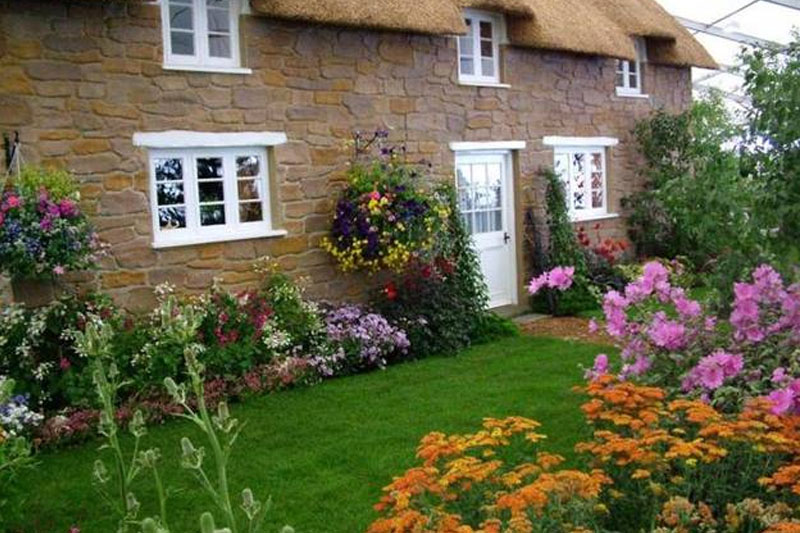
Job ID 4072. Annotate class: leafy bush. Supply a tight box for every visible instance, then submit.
[624,95,770,305]
[0,376,34,523]
[372,186,514,357]
[369,377,800,532]
[590,261,800,413]
[528,169,597,316]
[0,293,121,410]
[0,166,104,280]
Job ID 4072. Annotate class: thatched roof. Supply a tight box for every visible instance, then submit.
[249,0,466,35]
[248,0,716,69]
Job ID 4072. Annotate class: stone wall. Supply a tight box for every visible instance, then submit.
[0,0,692,310]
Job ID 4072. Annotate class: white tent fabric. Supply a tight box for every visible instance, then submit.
[655,0,800,108]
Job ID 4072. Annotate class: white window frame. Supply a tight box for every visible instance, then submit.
[160,0,250,74]
[134,131,288,248]
[545,137,619,223]
[616,38,647,97]
[457,9,507,87]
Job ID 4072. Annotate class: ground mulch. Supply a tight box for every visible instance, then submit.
[519,316,614,346]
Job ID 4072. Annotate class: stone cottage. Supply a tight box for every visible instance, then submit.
[0,0,715,311]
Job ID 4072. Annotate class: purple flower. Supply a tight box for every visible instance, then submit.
[647,312,687,350]
[768,387,796,415]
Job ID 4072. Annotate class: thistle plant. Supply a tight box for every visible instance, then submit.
[75,320,169,532]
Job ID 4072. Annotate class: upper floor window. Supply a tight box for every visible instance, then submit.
[133,131,289,248]
[616,38,647,96]
[457,10,505,86]
[161,0,244,72]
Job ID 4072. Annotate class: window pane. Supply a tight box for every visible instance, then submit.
[629,72,638,88]
[155,158,183,182]
[236,156,260,177]
[237,179,262,201]
[491,209,502,232]
[571,153,587,210]
[592,190,604,209]
[591,172,603,190]
[207,0,230,7]
[170,31,194,55]
[457,187,472,211]
[157,183,185,206]
[481,58,495,77]
[207,8,230,32]
[199,181,224,203]
[200,204,226,226]
[590,152,602,173]
[159,207,186,230]
[480,39,493,59]
[479,20,493,39]
[239,202,263,223]
[208,34,232,58]
[169,5,193,30]
[459,35,474,57]
[460,57,474,75]
[197,157,223,179]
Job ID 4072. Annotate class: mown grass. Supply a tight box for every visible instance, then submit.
[10,335,605,533]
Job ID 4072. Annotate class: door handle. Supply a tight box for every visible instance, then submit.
[503,232,511,244]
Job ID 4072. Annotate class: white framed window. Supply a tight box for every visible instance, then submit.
[134,131,288,248]
[160,0,248,73]
[457,9,506,86]
[616,38,647,96]
[551,144,611,222]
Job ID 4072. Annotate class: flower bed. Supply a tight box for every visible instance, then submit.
[0,260,413,449]
[369,376,800,532]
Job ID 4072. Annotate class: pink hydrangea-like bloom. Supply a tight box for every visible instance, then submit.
[684,351,744,391]
[671,288,701,318]
[647,312,687,350]
[527,266,575,295]
[768,387,796,415]
[547,266,575,291]
[585,353,608,381]
[772,367,788,384]
[602,290,629,337]
[753,264,785,303]
[588,319,599,334]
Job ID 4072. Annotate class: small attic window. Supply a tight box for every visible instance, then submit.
[160,0,250,74]
[616,38,647,96]
[457,9,506,86]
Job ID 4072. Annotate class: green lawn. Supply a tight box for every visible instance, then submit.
[10,335,605,533]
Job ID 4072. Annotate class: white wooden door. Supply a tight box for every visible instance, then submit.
[456,153,517,308]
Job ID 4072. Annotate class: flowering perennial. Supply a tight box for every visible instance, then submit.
[591,262,800,413]
[527,266,576,296]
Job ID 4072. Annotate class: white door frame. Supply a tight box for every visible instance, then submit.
[454,149,518,309]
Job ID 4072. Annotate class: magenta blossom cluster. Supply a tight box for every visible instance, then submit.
[527,266,575,295]
[590,261,800,414]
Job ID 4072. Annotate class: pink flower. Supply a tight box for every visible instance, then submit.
[6,195,20,208]
[368,190,381,201]
[588,319,598,334]
[527,274,547,296]
[647,312,687,350]
[772,367,788,384]
[546,266,575,291]
[53,265,65,276]
[58,198,78,218]
[685,351,744,391]
[671,288,701,318]
[69,527,81,533]
[768,387,796,415]
[585,353,609,381]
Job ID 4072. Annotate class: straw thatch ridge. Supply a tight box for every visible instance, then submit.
[459,0,535,18]
[249,0,716,69]
[507,0,638,61]
[249,0,467,35]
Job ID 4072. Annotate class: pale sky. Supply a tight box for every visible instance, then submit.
[654,0,800,99]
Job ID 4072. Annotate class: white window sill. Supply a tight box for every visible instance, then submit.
[571,213,620,223]
[162,64,253,75]
[458,80,511,89]
[615,89,649,99]
[152,228,288,249]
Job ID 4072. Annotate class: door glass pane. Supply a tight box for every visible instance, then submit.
[209,34,232,58]
[480,20,493,39]
[491,209,502,232]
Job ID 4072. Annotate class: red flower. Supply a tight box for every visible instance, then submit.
[60,357,71,371]
[384,282,398,301]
